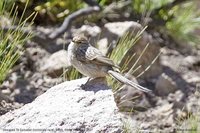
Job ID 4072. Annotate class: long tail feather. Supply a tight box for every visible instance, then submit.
[108,70,152,93]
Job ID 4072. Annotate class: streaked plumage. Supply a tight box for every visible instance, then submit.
[68,35,151,93]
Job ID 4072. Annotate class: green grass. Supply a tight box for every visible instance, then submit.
[107,26,159,92]
[66,67,82,81]
[132,0,173,13]
[0,0,36,84]
[176,113,200,133]
[166,1,200,46]
[132,0,200,47]
[176,89,200,133]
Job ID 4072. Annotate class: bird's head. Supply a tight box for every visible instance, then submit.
[72,35,88,45]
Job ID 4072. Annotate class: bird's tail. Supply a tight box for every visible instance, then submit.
[108,70,152,93]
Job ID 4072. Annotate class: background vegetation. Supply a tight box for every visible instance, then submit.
[0,0,36,84]
[10,0,200,46]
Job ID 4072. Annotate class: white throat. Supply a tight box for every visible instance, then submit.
[68,42,77,64]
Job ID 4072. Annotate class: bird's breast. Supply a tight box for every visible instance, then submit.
[68,43,108,78]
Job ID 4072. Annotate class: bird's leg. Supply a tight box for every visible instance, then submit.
[85,77,92,84]
[80,77,92,89]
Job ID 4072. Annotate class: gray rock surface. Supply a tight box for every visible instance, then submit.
[40,50,70,78]
[0,78,124,133]
[73,25,101,46]
[99,21,142,54]
[155,73,178,96]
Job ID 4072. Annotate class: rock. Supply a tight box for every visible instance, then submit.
[0,101,13,116]
[187,76,200,84]
[167,90,184,103]
[40,50,70,78]
[100,21,142,50]
[104,21,141,37]
[0,91,10,102]
[97,38,109,55]
[167,90,185,109]
[33,26,70,53]
[132,101,176,132]
[176,109,187,119]
[120,30,161,79]
[0,16,11,27]
[113,74,151,112]
[152,103,174,116]
[183,56,200,68]
[0,100,22,116]
[155,73,178,96]
[114,81,151,112]
[73,25,101,45]
[186,94,200,113]
[160,48,183,72]
[26,47,49,70]
[160,48,200,87]
[0,78,124,132]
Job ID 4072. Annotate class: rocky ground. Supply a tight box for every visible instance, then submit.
[0,21,200,132]
[0,78,125,133]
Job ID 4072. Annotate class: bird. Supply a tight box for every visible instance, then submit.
[67,35,151,93]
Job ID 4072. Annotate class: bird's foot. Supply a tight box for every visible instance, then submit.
[79,77,92,90]
[80,84,87,90]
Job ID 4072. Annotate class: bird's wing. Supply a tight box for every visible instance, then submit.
[85,46,119,68]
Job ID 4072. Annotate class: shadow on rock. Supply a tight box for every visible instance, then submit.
[80,77,110,93]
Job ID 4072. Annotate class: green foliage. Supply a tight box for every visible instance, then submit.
[166,2,200,46]
[98,0,118,6]
[34,0,85,21]
[176,89,200,133]
[176,113,200,133]
[122,118,133,133]
[0,0,36,84]
[132,0,200,46]
[108,27,148,90]
[66,67,82,81]
[132,0,172,13]
[0,1,13,14]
